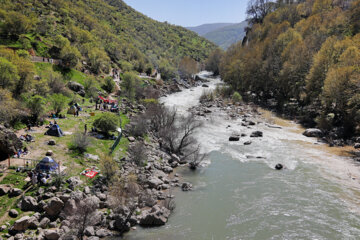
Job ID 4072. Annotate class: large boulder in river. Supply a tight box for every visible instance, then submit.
[0,125,22,161]
[139,205,170,226]
[303,128,323,138]
[250,131,263,138]
[229,134,240,141]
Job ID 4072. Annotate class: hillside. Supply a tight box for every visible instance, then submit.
[220,0,360,140]
[0,0,216,74]
[203,21,247,49]
[187,23,236,36]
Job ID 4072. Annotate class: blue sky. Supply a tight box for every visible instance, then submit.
[123,0,248,27]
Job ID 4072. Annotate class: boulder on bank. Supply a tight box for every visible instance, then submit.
[43,197,64,217]
[20,196,38,211]
[67,81,84,93]
[0,125,22,161]
[303,128,323,138]
[0,185,11,196]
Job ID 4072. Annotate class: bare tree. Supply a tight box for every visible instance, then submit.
[108,174,140,234]
[159,113,202,155]
[69,196,99,240]
[128,141,147,166]
[188,145,207,170]
[246,0,276,25]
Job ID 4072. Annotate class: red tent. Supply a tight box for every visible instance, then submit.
[98,96,117,104]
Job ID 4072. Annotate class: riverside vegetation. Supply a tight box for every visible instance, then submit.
[205,0,360,147]
[0,0,215,239]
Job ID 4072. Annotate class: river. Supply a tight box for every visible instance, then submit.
[124,72,360,240]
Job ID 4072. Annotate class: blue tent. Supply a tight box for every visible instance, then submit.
[36,157,59,172]
[45,124,63,137]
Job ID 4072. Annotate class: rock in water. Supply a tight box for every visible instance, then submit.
[250,131,263,137]
[275,164,283,170]
[303,128,323,138]
[229,136,240,141]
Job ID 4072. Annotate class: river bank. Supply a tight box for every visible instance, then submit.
[125,72,360,240]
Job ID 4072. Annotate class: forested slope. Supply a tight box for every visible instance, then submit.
[0,0,216,74]
[220,0,360,138]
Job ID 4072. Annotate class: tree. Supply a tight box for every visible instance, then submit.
[69,196,99,240]
[26,95,46,122]
[60,44,81,69]
[93,112,118,135]
[178,56,198,79]
[49,93,68,115]
[121,72,140,100]
[128,141,147,166]
[0,57,19,91]
[205,49,223,76]
[158,59,176,81]
[0,89,22,125]
[246,0,276,25]
[0,11,33,39]
[102,76,115,93]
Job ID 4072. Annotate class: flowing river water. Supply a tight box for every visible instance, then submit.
[124,72,360,240]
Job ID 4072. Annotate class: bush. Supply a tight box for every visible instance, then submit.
[93,112,118,134]
[128,142,147,166]
[126,115,148,137]
[232,91,243,103]
[100,154,118,181]
[70,132,91,154]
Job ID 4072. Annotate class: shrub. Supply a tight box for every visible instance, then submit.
[128,141,147,166]
[93,112,118,134]
[99,155,118,181]
[232,91,243,103]
[70,132,91,154]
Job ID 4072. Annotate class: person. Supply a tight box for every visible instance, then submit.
[73,111,76,117]
[31,171,37,185]
[76,109,79,117]
[17,149,22,158]
[84,124,87,133]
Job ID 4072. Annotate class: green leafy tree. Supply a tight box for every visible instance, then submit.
[205,49,223,76]
[49,93,68,115]
[121,72,140,100]
[102,77,115,94]
[0,11,34,39]
[0,57,19,91]
[26,95,46,122]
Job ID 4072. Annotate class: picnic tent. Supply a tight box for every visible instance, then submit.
[45,124,63,137]
[67,105,77,114]
[36,156,59,172]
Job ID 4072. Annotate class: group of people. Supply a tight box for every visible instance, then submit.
[73,103,82,117]
[112,68,120,79]
[28,170,51,185]
[15,147,29,158]
[19,134,34,142]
